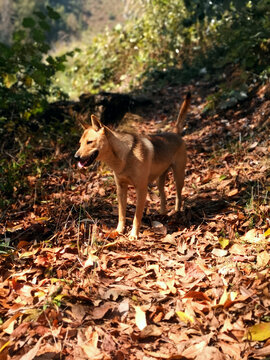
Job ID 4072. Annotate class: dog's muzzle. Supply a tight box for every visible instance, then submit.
[75,150,99,168]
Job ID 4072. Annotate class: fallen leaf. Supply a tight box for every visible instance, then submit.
[257,251,270,268]
[252,344,270,357]
[183,291,211,302]
[219,237,230,249]
[182,341,208,358]
[135,306,147,330]
[1,313,22,334]
[140,324,163,338]
[118,299,129,315]
[81,330,103,360]
[176,311,195,324]
[241,229,259,243]
[230,243,245,255]
[195,346,226,360]
[244,322,270,341]
[212,248,228,257]
[92,302,114,320]
[264,228,270,238]
[20,336,44,360]
[228,188,238,197]
[83,253,99,268]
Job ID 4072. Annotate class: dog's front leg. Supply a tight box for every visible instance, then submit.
[115,179,128,234]
[129,186,148,239]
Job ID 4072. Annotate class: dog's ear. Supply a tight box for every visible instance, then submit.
[91,115,103,131]
[78,119,89,130]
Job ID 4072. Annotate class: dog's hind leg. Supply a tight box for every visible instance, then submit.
[157,171,168,215]
[172,154,186,212]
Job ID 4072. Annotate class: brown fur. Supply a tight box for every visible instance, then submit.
[75,93,191,239]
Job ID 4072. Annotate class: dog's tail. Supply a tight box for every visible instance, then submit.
[175,92,191,134]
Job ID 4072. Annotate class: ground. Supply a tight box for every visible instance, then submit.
[0,81,269,359]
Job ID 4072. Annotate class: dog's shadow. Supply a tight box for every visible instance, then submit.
[140,195,228,234]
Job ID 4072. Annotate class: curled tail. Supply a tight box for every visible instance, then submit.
[175,92,191,134]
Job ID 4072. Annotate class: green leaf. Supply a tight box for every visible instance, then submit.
[32,29,46,43]
[38,43,51,54]
[47,6,61,20]
[13,30,26,42]
[219,175,227,181]
[22,17,36,28]
[46,56,55,65]
[0,43,11,59]
[39,20,51,32]
[55,63,66,72]
[33,11,46,20]
[32,70,47,86]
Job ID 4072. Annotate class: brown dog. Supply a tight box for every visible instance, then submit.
[75,93,191,239]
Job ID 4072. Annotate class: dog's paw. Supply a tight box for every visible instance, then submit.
[129,229,138,240]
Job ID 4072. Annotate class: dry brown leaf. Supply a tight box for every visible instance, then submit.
[183,291,211,302]
[181,340,208,358]
[228,188,239,197]
[212,248,228,257]
[1,313,22,335]
[140,324,163,338]
[20,336,45,360]
[230,243,246,255]
[92,302,114,320]
[252,344,270,357]
[257,250,270,268]
[195,346,226,360]
[135,306,147,330]
[219,341,243,360]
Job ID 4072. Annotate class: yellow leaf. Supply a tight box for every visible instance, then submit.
[34,290,46,298]
[135,306,147,330]
[219,290,237,305]
[244,322,270,341]
[34,216,50,223]
[264,228,270,238]
[219,237,230,249]
[176,311,195,324]
[3,73,17,88]
[6,224,24,232]
[0,340,10,353]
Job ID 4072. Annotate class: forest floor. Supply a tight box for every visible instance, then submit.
[0,80,270,359]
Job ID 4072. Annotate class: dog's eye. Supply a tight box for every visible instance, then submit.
[87,140,93,145]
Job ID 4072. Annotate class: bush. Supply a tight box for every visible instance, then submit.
[0,6,72,141]
[56,0,270,97]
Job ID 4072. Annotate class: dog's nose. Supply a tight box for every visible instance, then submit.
[74,152,79,159]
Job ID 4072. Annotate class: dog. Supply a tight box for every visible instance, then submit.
[75,93,191,239]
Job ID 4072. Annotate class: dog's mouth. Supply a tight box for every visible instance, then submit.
[78,150,99,168]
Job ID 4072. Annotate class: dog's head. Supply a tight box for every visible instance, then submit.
[75,115,109,168]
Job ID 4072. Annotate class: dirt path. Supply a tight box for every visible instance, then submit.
[0,83,269,359]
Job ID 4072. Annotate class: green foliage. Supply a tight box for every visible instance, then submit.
[0,7,70,137]
[55,0,270,99]
[0,0,124,45]
[0,239,14,255]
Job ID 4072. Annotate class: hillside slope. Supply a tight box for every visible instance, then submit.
[0,79,269,359]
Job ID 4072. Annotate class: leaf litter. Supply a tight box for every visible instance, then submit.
[0,81,270,359]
